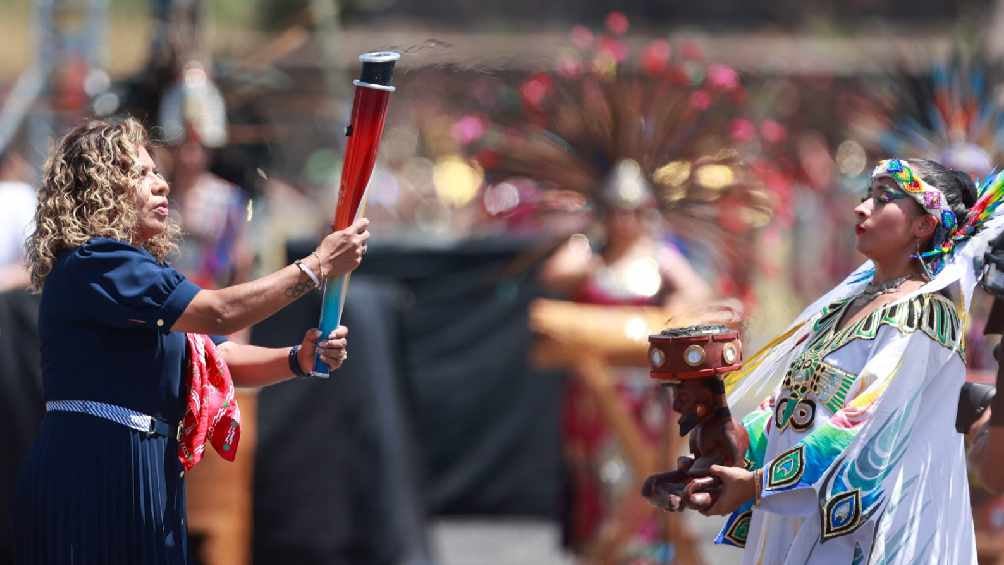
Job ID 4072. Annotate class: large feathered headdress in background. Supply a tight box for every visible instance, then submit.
[455,13,776,296]
[850,46,1004,179]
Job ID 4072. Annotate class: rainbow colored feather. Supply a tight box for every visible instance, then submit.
[920,169,1004,272]
[970,170,1004,225]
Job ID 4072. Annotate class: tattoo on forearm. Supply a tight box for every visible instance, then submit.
[285,279,314,298]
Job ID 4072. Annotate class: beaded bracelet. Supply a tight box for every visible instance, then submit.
[752,468,763,507]
[288,345,309,378]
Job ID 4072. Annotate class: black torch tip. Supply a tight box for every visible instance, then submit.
[358,51,400,88]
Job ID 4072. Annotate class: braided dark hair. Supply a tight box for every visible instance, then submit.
[909,158,977,224]
[898,159,978,278]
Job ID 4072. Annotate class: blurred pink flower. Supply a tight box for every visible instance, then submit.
[521,73,553,108]
[557,55,583,78]
[690,90,712,111]
[570,25,594,49]
[641,40,672,75]
[598,37,629,62]
[761,119,787,143]
[707,64,739,91]
[730,118,756,142]
[679,40,703,60]
[605,11,630,35]
[451,115,486,144]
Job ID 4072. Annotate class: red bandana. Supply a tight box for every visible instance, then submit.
[180,333,241,471]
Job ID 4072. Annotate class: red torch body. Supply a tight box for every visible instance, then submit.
[333,85,393,230]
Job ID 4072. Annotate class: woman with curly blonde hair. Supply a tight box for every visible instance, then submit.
[14,118,369,564]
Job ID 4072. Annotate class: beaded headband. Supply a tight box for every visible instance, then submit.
[872,158,1004,275]
[871,159,957,231]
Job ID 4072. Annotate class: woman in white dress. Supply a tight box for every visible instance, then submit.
[683,158,1004,564]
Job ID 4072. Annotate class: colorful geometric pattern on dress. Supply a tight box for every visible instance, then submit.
[715,501,754,548]
[762,421,858,496]
[808,294,960,365]
[776,397,815,431]
[815,364,858,414]
[775,397,816,432]
[777,293,962,430]
[717,368,889,547]
[742,407,771,470]
[725,509,753,546]
[766,445,806,489]
[817,387,918,543]
[821,489,863,540]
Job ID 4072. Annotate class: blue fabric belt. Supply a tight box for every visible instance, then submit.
[46,400,177,439]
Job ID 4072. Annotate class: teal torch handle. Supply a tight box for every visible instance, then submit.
[311,273,351,377]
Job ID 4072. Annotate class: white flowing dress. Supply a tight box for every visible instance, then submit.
[717,292,976,564]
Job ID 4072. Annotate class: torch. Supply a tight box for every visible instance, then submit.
[312,51,400,377]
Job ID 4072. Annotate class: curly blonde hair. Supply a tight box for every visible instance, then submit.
[27,118,180,291]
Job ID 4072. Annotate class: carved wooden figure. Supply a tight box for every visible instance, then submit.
[641,325,749,512]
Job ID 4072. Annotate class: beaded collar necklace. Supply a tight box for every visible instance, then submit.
[857,275,909,301]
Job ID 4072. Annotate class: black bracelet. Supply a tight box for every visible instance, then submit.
[289,345,309,378]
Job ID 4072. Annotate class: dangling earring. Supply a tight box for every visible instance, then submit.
[915,240,934,281]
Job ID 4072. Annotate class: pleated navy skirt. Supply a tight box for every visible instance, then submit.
[13,411,188,565]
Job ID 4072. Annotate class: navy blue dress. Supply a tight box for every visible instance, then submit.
[14,237,203,565]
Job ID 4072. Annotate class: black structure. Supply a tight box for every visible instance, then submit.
[251,236,564,565]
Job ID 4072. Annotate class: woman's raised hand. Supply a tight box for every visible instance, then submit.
[314,218,370,279]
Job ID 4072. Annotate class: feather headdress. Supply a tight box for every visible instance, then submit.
[457,15,774,295]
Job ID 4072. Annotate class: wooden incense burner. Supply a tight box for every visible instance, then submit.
[641,325,749,512]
